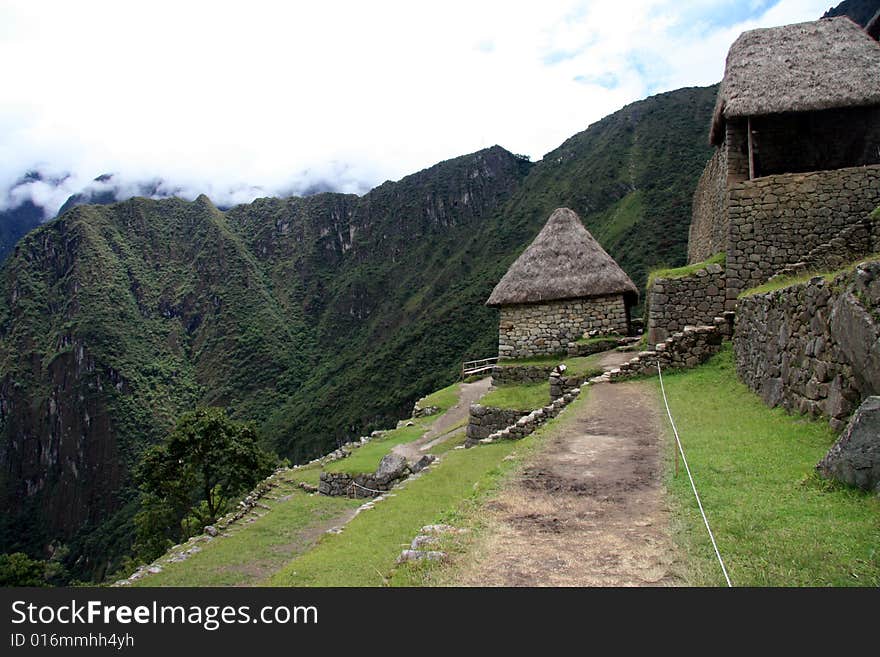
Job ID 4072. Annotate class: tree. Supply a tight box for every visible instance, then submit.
[134,407,276,561]
[0,552,46,586]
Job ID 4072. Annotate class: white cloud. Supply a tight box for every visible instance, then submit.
[0,0,834,216]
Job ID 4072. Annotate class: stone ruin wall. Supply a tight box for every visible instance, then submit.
[646,263,726,345]
[734,261,880,432]
[466,405,530,443]
[498,295,628,359]
[688,148,729,263]
[725,164,880,307]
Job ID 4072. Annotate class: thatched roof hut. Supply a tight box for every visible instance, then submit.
[710,17,880,145]
[486,207,637,307]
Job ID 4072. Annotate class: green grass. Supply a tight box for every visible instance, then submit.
[593,190,645,247]
[660,344,880,586]
[740,253,880,297]
[480,382,549,411]
[264,437,527,586]
[325,418,433,475]
[417,382,461,413]
[563,354,606,377]
[130,477,359,587]
[574,333,622,345]
[498,355,565,367]
[498,353,604,377]
[648,252,725,287]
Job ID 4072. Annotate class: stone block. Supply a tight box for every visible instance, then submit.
[817,396,880,491]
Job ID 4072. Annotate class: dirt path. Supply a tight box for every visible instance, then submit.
[598,349,634,370]
[453,379,678,586]
[394,377,492,462]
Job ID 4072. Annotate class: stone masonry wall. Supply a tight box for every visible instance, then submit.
[491,364,556,385]
[688,148,728,263]
[647,263,726,344]
[725,120,749,184]
[466,405,531,443]
[498,295,629,359]
[600,315,733,383]
[734,261,880,431]
[725,164,880,308]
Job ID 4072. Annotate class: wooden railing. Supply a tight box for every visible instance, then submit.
[461,356,498,379]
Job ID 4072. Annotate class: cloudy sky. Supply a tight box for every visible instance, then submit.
[0,0,834,214]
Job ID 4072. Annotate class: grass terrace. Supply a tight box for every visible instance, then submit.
[648,252,725,287]
[480,382,549,411]
[324,419,432,475]
[497,352,605,377]
[660,344,880,586]
[740,253,880,297]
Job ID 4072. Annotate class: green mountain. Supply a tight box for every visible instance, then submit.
[0,84,716,581]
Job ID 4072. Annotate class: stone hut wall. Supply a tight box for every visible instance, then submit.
[724,120,750,184]
[734,261,880,431]
[725,164,880,307]
[646,263,726,345]
[498,295,629,359]
[688,149,729,263]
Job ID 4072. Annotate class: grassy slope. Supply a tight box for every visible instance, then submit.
[661,345,880,586]
[132,381,466,586]
[131,470,359,587]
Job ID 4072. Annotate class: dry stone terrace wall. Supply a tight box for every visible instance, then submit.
[734,261,880,432]
[466,405,531,444]
[725,165,880,307]
[647,263,725,344]
[491,364,555,385]
[688,149,729,263]
[600,317,732,383]
[498,295,628,359]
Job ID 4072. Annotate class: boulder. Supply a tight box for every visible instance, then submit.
[374,452,410,484]
[817,396,880,491]
[410,454,436,473]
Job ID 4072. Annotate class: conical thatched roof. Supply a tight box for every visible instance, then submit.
[486,208,637,307]
[710,17,880,145]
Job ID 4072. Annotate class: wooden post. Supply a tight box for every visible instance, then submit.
[747,117,755,180]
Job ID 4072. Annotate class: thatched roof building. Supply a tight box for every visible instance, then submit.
[487,208,637,307]
[487,208,636,358]
[710,16,880,145]
[701,16,880,184]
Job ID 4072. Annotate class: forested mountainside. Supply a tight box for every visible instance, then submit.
[0,84,717,580]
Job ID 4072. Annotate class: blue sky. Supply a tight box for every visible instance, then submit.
[0,0,834,213]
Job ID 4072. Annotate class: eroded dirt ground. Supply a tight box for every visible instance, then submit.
[454,379,679,586]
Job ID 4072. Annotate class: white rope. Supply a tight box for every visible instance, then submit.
[657,360,733,587]
[348,480,388,496]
